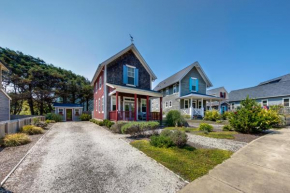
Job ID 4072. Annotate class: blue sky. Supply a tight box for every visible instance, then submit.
[0,0,289,91]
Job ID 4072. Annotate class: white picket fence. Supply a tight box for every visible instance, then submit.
[0,116,45,138]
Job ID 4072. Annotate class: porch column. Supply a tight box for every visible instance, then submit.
[116,92,119,121]
[134,94,137,121]
[210,99,212,110]
[160,97,163,123]
[218,101,221,113]
[190,98,193,119]
[201,98,204,117]
[146,95,149,121]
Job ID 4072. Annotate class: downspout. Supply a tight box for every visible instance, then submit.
[104,65,108,119]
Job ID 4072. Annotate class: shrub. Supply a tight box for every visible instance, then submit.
[222,125,233,131]
[121,121,160,137]
[216,120,222,123]
[221,111,232,120]
[79,113,91,121]
[204,110,221,121]
[150,135,174,148]
[22,125,44,135]
[199,123,213,133]
[160,129,172,137]
[110,122,127,133]
[34,121,48,129]
[32,117,40,125]
[4,133,31,147]
[45,120,56,124]
[166,110,186,127]
[103,119,114,128]
[183,114,191,119]
[46,113,63,122]
[229,97,282,133]
[170,130,188,147]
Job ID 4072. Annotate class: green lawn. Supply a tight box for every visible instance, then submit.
[164,127,199,133]
[131,140,232,181]
[196,131,237,139]
[187,119,229,125]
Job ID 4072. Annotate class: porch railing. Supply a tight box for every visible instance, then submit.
[109,111,160,121]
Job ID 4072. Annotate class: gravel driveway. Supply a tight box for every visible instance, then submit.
[2,122,186,193]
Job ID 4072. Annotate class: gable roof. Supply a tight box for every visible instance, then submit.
[153,62,213,91]
[229,78,290,102]
[0,60,9,71]
[91,44,157,86]
[0,89,12,100]
[258,74,290,86]
[207,87,227,95]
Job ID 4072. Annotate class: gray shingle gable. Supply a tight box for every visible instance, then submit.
[229,80,290,102]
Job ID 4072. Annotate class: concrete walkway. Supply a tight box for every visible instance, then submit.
[179,128,290,193]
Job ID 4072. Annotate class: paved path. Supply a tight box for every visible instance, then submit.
[2,122,186,193]
[179,128,290,193]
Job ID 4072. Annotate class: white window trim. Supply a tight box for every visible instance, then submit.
[58,108,64,113]
[96,100,98,111]
[173,84,177,94]
[184,99,189,109]
[126,84,136,87]
[165,101,169,108]
[126,64,136,68]
[99,76,102,90]
[231,103,235,110]
[261,99,268,106]
[102,96,104,113]
[111,96,116,111]
[169,100,172,107]
[98,98,101,113]
[191,77,197,92]
[95,83,98,93]
[283,98,290,107]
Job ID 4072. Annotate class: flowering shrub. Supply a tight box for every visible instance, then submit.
[229,97,281,133]
[199,123,213,133]
[204,110,221,121]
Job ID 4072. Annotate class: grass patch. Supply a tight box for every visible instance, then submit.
[131,140,232,181]
[3,133,31,147]
[188,120,228,125]
[164,127,199,133]
[197,131,237,139]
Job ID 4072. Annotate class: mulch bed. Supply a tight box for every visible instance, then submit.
[0,124,54,183]
[232,132,266,143]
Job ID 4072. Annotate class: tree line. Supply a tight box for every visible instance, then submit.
[0,47,93,115]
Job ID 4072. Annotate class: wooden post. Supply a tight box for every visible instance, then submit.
[146,95,149,121]
[160,97,163,124]
[116,92,119,121]
[134,94,137,121]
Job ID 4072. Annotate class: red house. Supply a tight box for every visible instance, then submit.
[91,44,163,122]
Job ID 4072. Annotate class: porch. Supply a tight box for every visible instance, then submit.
[107,83,163,122]
[179,93,224,118]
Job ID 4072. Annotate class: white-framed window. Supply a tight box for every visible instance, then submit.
[169,101,172,107]
[127,66,135,85]
[58,108,64,114]
[283,98,290,107]
[261,99,268,107]
[96,100,98,111]
[165,101,169,108]
[166,88,169,95]
[98,98,101,112]
[102,96,104,112]
[75,109,80,115]
[190,77,198,92]
[231,103,235,110]
[111,96,116,111]
[173,85,177,94]
[198,101,202,108]
[141,99,147,112]
[184,99,189,109]
[95,83,98,93]
[99,76,102,89]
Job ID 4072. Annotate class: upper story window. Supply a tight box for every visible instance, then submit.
[99,76,102,89]
[166,88,169,95]
[189,78,198,92]
[261,100,268,107]
[220,92,226,98]
[173,85,177,94]
[95,82,98,92]
[165,101,169,108]
[123,65,139,86]
[127,66,135,85]
[283,98,289,107]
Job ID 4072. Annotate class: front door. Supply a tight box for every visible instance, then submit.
[66,109,72,121]
[124,102,135,120]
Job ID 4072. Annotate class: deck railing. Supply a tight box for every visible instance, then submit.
[109,111,160,121]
